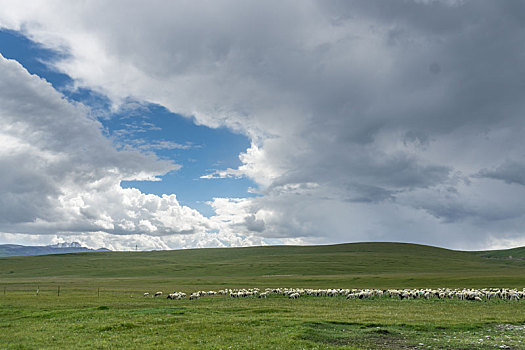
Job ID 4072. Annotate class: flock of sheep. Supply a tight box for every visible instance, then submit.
[143,287,525,301]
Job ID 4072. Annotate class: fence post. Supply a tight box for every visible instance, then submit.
[36,285,39,296]
[98,287,100,297]
[58,286,60,296]
[3,287,5,296]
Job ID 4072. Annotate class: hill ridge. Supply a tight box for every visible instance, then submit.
[2,242,525,289]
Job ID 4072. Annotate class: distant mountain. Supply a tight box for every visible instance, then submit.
[0,242,110,257]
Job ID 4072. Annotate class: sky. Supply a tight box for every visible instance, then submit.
[1,0,525,251]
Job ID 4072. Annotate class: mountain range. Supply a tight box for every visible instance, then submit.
[0,242,110,257]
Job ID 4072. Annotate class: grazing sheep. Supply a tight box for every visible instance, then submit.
[388,290,401,298]
[145,286,524,304]
[258,292,269,298]
[167,292,186,300]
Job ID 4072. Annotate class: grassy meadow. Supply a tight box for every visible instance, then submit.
[1,242,525,349]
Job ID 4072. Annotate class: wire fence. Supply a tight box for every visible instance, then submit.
[0,285,166,297]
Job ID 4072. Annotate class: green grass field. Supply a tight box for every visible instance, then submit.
[1,242,525,349]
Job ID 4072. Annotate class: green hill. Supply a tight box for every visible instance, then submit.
[2,242,525,289]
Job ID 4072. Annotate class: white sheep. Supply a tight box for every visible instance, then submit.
[144,286,525,304]
[289,292,300,299]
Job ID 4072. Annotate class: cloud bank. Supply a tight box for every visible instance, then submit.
[0,54,265,249]
[1,0,525,249]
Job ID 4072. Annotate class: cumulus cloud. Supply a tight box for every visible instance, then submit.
[0,54,215,242]
[0,230,265,251]
[1,0,525,249]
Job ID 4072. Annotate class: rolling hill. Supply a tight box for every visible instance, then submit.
[1,242,525,289]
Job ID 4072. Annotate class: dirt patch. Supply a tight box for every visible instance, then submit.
[495,324,525,332]
[300,322,413,349]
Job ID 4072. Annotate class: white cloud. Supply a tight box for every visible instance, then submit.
[1,1,525,249]
[0,54,214,240]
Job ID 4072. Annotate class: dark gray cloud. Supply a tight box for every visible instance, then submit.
[477,161,525,187]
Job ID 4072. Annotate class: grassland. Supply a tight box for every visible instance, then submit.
[1,242,525,349]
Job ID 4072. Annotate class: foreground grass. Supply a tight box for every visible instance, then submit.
[2,243,525,348]
[1,293,525,349]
